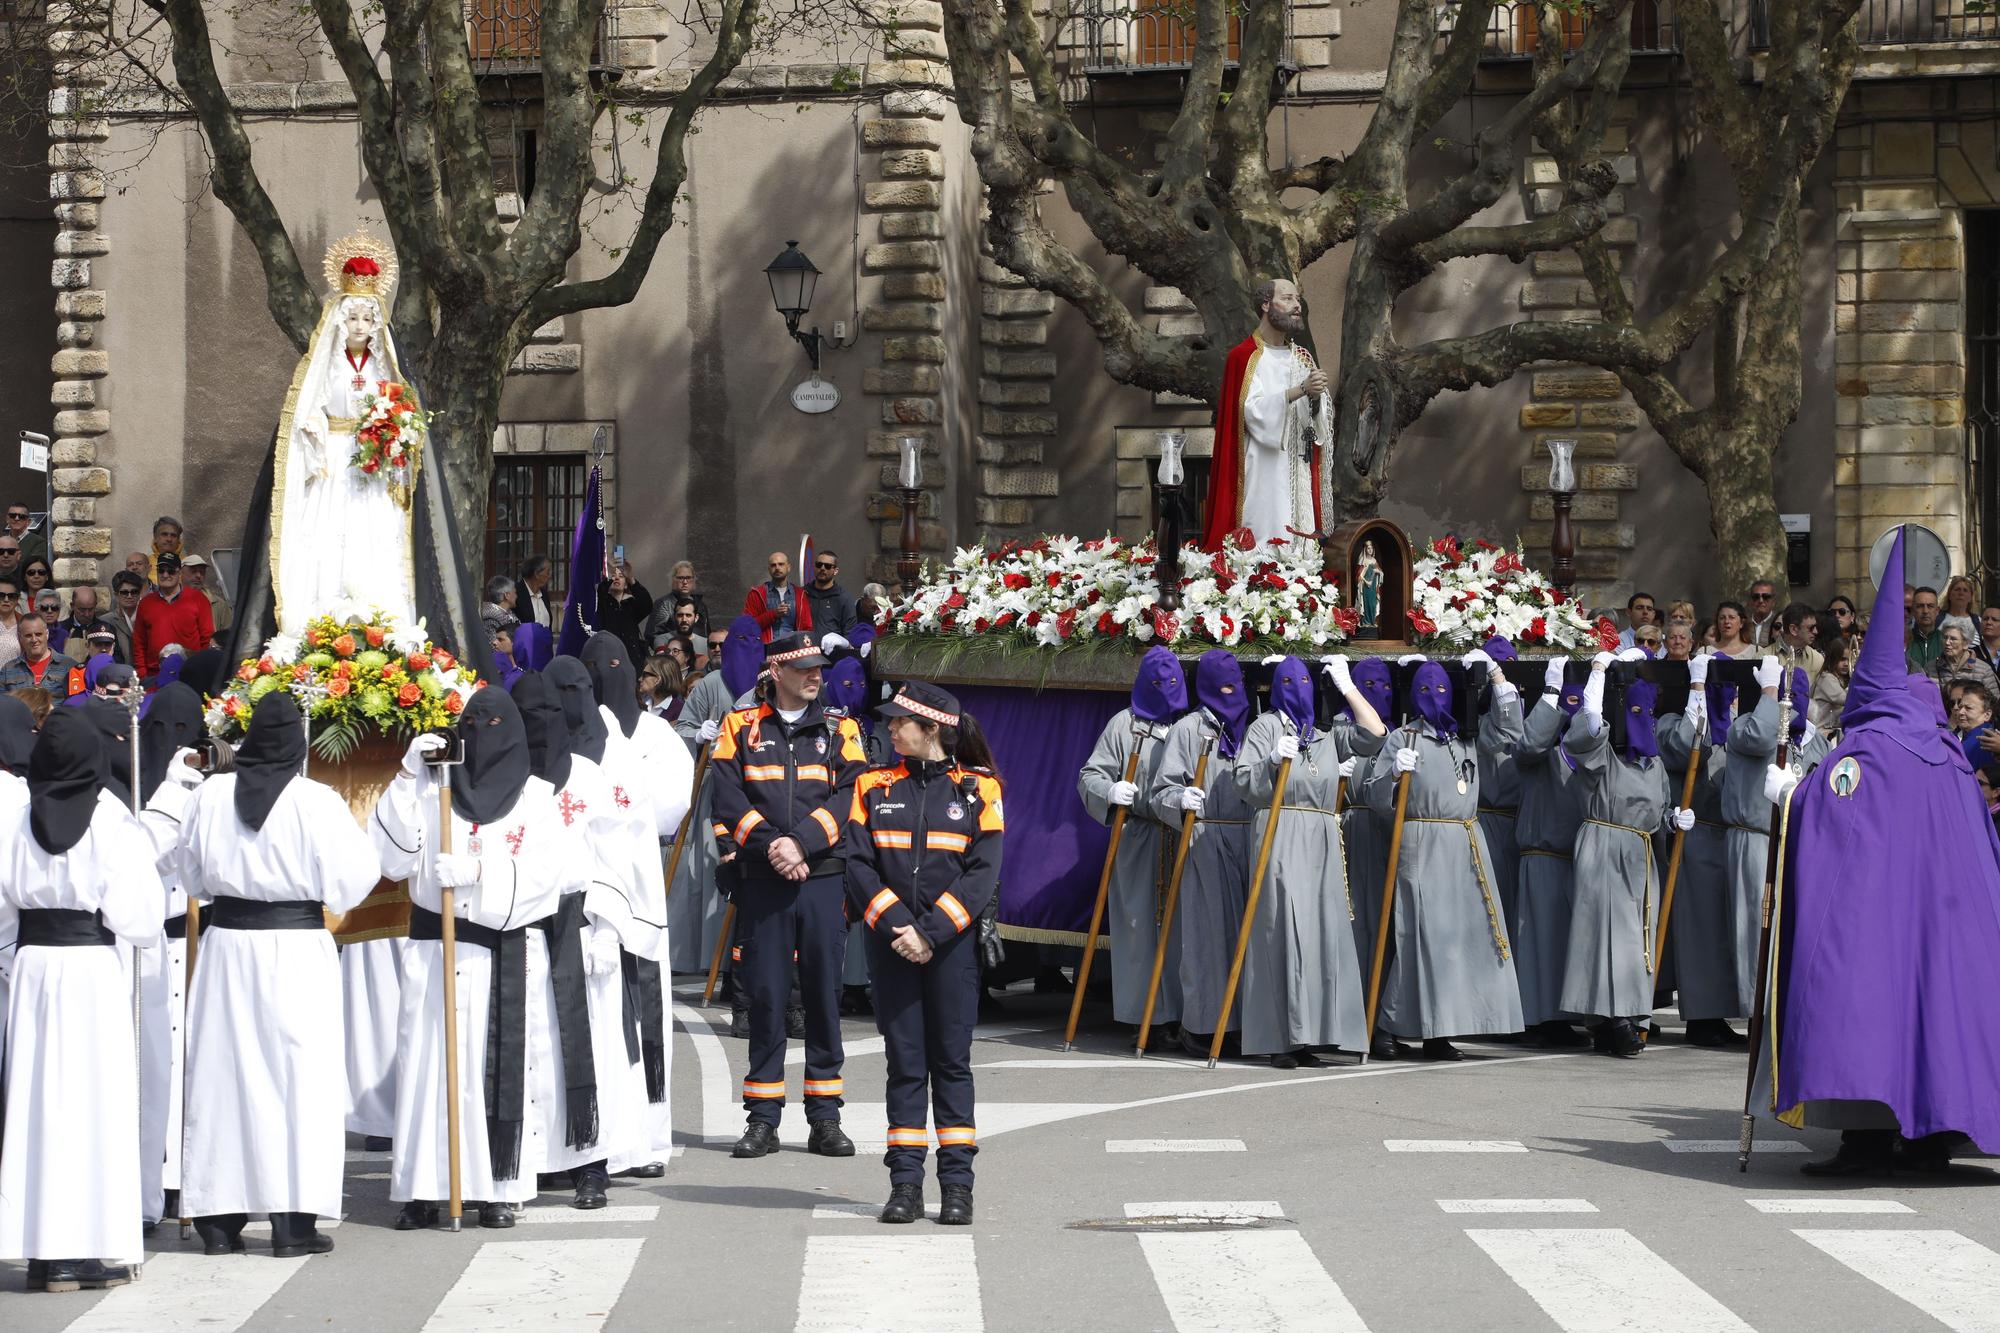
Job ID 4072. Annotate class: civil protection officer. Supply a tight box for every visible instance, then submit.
[708,631,868,1159]
[844,683,1004,1225]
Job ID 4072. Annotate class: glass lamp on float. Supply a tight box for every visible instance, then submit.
[1154,431,1186,612]
[897,435,925,593]
[1546,436,1578,592]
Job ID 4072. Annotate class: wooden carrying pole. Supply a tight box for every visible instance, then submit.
[1363,770,1414,1060]
[1135,747,1210,1058]
[1064,746,1145,1051]
[661,745,711,902]
[1208,757,1292,1069]
[1739,680,1793,1171]
[704,901,737,1003]
[435,770,465,1232]
[1652,743,1705,985]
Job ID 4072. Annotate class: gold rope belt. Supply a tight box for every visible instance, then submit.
[325,415,359,431]
[1581,817,1657,975]
[1266,805,1353,918]
[1404,817,1509,960]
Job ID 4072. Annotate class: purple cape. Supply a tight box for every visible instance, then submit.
[1774,526,2000,1149]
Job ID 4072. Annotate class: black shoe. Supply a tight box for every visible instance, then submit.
[40,1260,85,1294]
[362,1136,393,1152]
[1685,1018,1740,1048]
[1801,1129,1897,1178]
[938,1184,973,1226]
[24,1259,47,1292]
[1532,1021,1591,1048]
[1897,1131,1969,1174]
[393,1200,439,1231]
[808,1121,856,1157]
[270,1213,335,1258]
[477,1201,516,1229]
[572,1163,610,1210]
[1422,1038,1465,1062]
[786,1005,808,1040]
[733,1121,781,1159]
[1269,1052,1298,1070]
[1592,1018,1645,1058]
[879,1183,924,1224]
[78,1261,132,1290]
[614,1161,667,1179]
[1294,1050,1324,1068]
[1369,1033,1400,1060]
[1179,1027,1212,1058]
[729,1005,751,1039]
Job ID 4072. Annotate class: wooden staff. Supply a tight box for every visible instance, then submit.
[662,745,711,902]
[1649,739,1705,1022]
[1208,756,1293,1069]
[1063,745,1146,1051]
[704,900,737,1004]
[435,763,465,1232]
[1739,675,1794,1172]
[1363,766,1415,1060]
[1135,745,1210,1058]
[177,897,200,1239]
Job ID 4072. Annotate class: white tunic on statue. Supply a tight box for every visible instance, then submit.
[177,775,381,1218]
[0,794,167,1265]
[343,935,406,1138]
[1237,344,1321,551]
[371,772,581,1205]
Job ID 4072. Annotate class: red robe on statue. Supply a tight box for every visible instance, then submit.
[1198,334,1324,551]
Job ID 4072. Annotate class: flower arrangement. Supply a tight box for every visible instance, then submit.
[205,610,480,761]
[350,381,429,480]
[1408,535,1616,652]
[890,533,1356,652]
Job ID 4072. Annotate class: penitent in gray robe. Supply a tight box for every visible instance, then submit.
[1150,710,1250,1036]
[1512,697,1585,1027]
[1558,712,1670,1021]
[1340,744,1393,978]
[1659,712,1736,1019]
[1721,694,1829,1016]
[1079,708,1180,1026]
[1230,714,1385,1055]
[667,670,745,974]
[1476,694,1526,937]
[1358,720,1525,1040]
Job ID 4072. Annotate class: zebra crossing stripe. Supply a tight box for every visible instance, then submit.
[1465,1228,1756,1333]
[1437,1199,1597,1214]
[1105,1139,1247,1153]
[1135,1231,1368,1331]
[1746,1199,1913,1215]
[1794,1229,2000,1332]
[796,1235,983,1332]
[1384,1140,1528,1153]
[59,1250,308,1333]
[421,1238,646,1332]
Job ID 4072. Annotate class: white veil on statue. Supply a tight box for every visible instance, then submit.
[271,232,423,634]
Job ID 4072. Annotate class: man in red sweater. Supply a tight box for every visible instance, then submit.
[743,550,811,642]
[132,551,214,678]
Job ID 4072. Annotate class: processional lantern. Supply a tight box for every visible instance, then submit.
[1154,431,1186,613]
[896,435,925,593]
[1546,436,1578,593]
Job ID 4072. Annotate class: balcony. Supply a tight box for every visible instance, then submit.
[465,0,611,73]
[1059,0,1298,101]
[1470,0,2000,62]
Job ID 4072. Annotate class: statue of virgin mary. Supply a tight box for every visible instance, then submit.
[270,233,421,634]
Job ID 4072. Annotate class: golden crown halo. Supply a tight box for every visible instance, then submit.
[322,230,399,305]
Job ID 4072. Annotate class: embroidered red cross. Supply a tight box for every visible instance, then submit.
[613,785,632,810]
[505,825,526,857]
[558,790,587,827]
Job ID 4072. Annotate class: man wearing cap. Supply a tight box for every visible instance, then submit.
[180,555,232,636]
[707,631,868,1159]
[131,552,213,680]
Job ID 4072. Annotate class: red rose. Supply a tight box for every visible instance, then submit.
[973,617,990,634]
[407,652,432,672]
[1551,589,1567,605]
[443,692,464,715]
[1003,573,1030,591]
[1025,611,1042,628]
[1096,610,1116,635]
[397,682,421,707]
[257,656,276,674]
[1045,572,1064,588]
[1527,616,1548,642]
[365,626,386,647]
[434,651,455,671]
[944,590,967,611]
[1086,588,1102,605]
[994,612,1016,629]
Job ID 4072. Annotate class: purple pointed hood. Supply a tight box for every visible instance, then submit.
[1706,652,1737,747]
[824,657,869,725]
[720,614,764,700]
[1343,658,1394,722]
[1622,678,1660,760]
[1483,636,1517,663]
[1195,650,1250,758]
[1788,666,1812,742]
[1412,662,1456,736]
[1269,655,1315,739]
[1132,646,1189,724]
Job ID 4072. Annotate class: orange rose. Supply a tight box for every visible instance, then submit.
[236,662,258,682]
[257,656,276,674]
[365,626,386,648]
[290,663,309,681]
[434,650,457,671]
[443,692,464,715]
[333,634,356,657]
[407,652,432,672]
[326,677,352,698]
[396,682,421,708]
[305,630,320,647]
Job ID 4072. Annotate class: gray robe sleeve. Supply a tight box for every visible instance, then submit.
[1148,716,1203,825]
[1561,707,1612,779]
[1659,711,1697,769]
[1357,724,1417,816]
[1729,693,1781,761]
[1518,695,1564,766]
[1079,712,1136,828]
[1232,713,1291,806]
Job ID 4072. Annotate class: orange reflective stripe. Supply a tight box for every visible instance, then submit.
[811,808,840,843]
[936,1126,977,1146]
[926,831,971,853]
[795,764,833,783]
[886,1127,930,1146]
[873,829,914,850]
[742,1080,786,1099]
[733,810,766,844]
[710,822,729,839]
[730,945,742,961]
[742,765,787,782]
[977,776,1005,832]
[864,888,901,927]
[803,1078,844,1096]
[936,892,972,932]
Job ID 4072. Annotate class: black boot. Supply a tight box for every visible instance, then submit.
[1800,1129,1897,1177]
[729,1003,752,1039]
[269,1212,334,1258]
[193,1213,249,1256]
[938,1183,973,1226]
[1593,1018,1644,1058]
[1897,1131,1970,1174]
[393,1200,439,1231]
[572,1161,610,1210]
[77,1260,133,1289]
[1685,1018,1742,1048]
[1422,1038,1465,1062]
[24,1260,47,1292]
[1270,1052,1298,1070]
[879,1182,924,1224]
[732,1121,781,1159]
[807,1121,856,1157]
[161,1188,180,1222]
[786,1004,808,1040]
[477,1201,517,1229]
[39,1261,86,1294]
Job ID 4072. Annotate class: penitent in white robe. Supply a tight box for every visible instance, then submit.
[1236,344,1322,552]
[133,782,195,1226]
[372,772,581,1205]
[0,793,167,1264]
[343,936,406,1138]
[177,775,380,1218]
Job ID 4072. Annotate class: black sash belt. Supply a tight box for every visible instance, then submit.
[409,904,526,1181]
[620,952,668,1104]
[18,908,114,948]
[205,897,325,931]
[165,914,187,940]
[531,897,600,1153]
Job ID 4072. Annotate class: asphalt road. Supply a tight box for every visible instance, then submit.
[5,982,1997,1332]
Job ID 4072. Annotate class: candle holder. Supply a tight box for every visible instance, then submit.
[1546,437,1578,593]
[896,435,924,593]
[1154,431,1186,613]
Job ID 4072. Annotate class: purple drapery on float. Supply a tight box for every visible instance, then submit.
[556,465,603,659]
[952,684,1127,942]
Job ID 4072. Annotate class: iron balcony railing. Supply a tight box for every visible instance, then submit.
[464,0,610,70]
[1471,0,2000,60]
[1059,0,1297,86]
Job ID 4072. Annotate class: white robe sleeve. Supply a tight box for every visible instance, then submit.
[99,805,169,946]
[640,714,693,837]
[370,771,428,880]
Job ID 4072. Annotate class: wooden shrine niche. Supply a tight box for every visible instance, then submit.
[1324,519,1412,649]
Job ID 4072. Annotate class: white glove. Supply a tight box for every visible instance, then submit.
[1755,657,1783,691]
[1177,786,1206,814]
[401,732,446,778]
[1764,763,1798,806]
[1398,654,1425,667]
[1688,651,1712,686]
[1338,756,1358,780]
[1591,650,1615,671]
[166,747,204,789]
[1684,695,1708,737]
[1581,669,1606,720]
[1322,655,1353,694]
[584,925,623,978]
[1543,657,1566,692]
[1616,646,1649,663]
[1394,747,1419,774]
[1273,734,1301,764]
[1668,806,1695,832]
[819,633,852,655]
[435,852,482,889]
[1108,780,1138,807]
[697,718,722,744]
[1260,654,1286,666]
[1461,649,1494,674]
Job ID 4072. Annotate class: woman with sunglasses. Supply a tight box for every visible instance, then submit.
[22,560,52,598]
